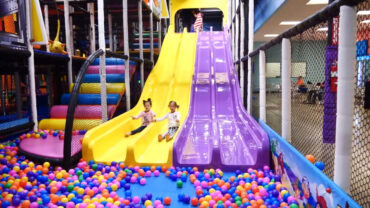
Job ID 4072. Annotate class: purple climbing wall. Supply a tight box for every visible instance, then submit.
[323,45,338,143]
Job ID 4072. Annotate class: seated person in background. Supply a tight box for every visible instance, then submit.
[191,9,203,32]
[306,82,325,104]
[296,76,307,93]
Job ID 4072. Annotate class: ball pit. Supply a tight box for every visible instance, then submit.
[0,136,300,208]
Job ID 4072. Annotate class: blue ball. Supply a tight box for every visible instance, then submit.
[315,161,325,171]
[178,193,185,201]
[183,195,190,204]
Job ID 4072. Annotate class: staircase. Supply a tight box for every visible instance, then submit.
[39,58,135,130]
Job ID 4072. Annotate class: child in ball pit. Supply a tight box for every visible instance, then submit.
[154,101,180,142]
[125,98,156,137]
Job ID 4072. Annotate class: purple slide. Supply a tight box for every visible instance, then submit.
[173,29,270,170]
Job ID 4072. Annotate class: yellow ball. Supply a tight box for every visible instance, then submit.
[209,169,215,174]
[28,162,35,168]
[77,188,85,195]
[0,155,3,159]
[83,199,90,203]
[201,201,209,207]
[107,198,113,203]
[43,162,50,168]
[113,201,120,206]
[204,195,212,201]
[111,184,118,191]
[13,166,20,172]
[26,133,31,138]
[35,134,40,138]
[61,197,68,203]
[280,190,288,197]
[209,188,215,193]
[144,200,152,207]
[218,171,223,177]
[87,204,95,208]
[56,173,63,179]
[68,194,75,200]
[237,185,243,191]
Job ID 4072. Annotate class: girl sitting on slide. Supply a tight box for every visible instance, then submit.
[125,99,156,137]
[155,101,180,142]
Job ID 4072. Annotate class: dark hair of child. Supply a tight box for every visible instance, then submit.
[143,98,152,106]
[169,101,180,109]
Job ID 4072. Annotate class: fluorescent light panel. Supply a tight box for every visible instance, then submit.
[317,27,328,31]
[306,0,328,5]
[357,10,370,15]
[264,34,279,37]
[280,21,301,25]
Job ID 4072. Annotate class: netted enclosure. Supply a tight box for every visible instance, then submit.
[251,54,259,120]
[350,1,370,206]
[264,43,282,135]
[289,22,336,178]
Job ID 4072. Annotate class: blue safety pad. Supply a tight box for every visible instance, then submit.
[0,113,28,123]
[0,118,30,131]
[356,40,368,56]
[60,94,120,105]
[133,43,159,49]
[83,74,125,83]
[91,58,136,66]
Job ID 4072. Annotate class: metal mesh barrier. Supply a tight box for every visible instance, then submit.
[252,55,259,120]
[265,43,282,135]
[351,2,370,206]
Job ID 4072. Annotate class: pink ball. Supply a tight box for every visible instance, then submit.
[79,203,87,208]
[110,192,117,197]
[154,200,162,207]
[177,171,182,177]
[132,196,140,204]
[145,171,152,177]
[255,196,262,200]
[153,170,160,177]
[248,168,254,173]
[201,181,208,188]
[194,180,200,187]
[146,206,153,208]
[130,176,137,183]
[134,166,140,171]
[66,202,75,208]
[225,200,231,206]
[204,173,210,179]
[208,200,216,207]
[263,165,270,171]
[97,205,104,208]
[287,196,296,203]
[259,188,268,196]
[140,178,146,185]
[194,172,200,177]
[239,180,245,186]
[157,205,164,208]
[263,177,270,184]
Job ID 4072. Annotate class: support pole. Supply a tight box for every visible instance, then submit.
[259,50,266,122]
[231,0,235,60]
[149,1,154,64]
[25,0,38,130]
[281,38,291,142]
[123,0,131,110]
[240,1,245,99]
[108,13,113,52]
[247,0,254,112]
[227,0,232,26]
[14,72,22,119]
[333,5,356,192]
[64,0,73,86]
[138,0,144,89]
[0,76,5,116]
[235,1,239,65]
[98,0,108,122]
[69,6,74,54]
[88,2,96,54]
[44,4,50,52]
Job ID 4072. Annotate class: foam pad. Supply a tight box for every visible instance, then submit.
[91,58,136,66]
[133,43,159,49]
[50,105,116,119]
[61,94,121,105]
[39,118,102,130]
[69,83,125,94]
[86,65,133,75]
[83,74,125,83]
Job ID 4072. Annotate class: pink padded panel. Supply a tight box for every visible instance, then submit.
[50,105,116,119]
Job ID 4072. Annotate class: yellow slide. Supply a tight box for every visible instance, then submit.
[82,28,197,166]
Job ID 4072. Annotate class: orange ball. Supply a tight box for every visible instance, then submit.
[196,189,203,196]
[87,190,94,197]
[191,197,198,206]
[163,197,171,205]
[305,155,315,163]
[21,200,31,208]
[257,199,264,206]
[50,187,58,194]
[280,202,288,207]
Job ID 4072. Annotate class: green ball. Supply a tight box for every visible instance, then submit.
[290,204,299,208]
[78,175,84,181]
[92,164,98,170]
[235,200,242,206]
[67,185,74,191]
[5,183,11,188]
[76,170,82,176]
[217,200,223,204]
[234,196,241,201]
[176,180,183,188]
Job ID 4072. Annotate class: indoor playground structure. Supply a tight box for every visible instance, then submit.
[0,0,369,207]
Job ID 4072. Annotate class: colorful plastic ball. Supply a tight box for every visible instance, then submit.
[153,170,160,177]
[191,197,198,206]
[130,176,137,183]
[144,200,152,207]
[314,161,325,171]
[163,197,171,205]
[140,178,146,185]
[305,155,315,163]
[290,203,299,208]
[176,180,183,188]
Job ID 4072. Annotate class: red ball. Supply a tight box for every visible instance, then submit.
[60,135,65,140]
[191,197,198,206]
[326,188,331,193]
[163,197,171,205]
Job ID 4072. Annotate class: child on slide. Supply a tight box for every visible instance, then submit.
[155,101,180,142]
[125,98,156,137]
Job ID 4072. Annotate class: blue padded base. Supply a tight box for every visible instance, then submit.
[61,94,121,105]
[83,74,125,83]
[0,118,30,131]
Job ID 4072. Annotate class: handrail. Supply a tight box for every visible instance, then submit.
[243,0,365,60]
[63,49,104,168]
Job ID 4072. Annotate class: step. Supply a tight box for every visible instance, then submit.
[50,105,116,119]
[69,83,125,94]
[86,65,135,75]
[39,118,102,130]
[61,94,121,105]
[91,58,136,66]
[83,74,125,83]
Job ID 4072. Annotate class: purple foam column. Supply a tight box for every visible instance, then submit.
[323,45,338,143]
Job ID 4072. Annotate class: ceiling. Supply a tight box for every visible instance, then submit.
[254,0,327,42]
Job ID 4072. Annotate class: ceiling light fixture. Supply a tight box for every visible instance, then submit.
[280,21,301,25]
[264,34,279,37]
[317,27,328,31]
[357,10,370,15]
[306,0,328,5]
